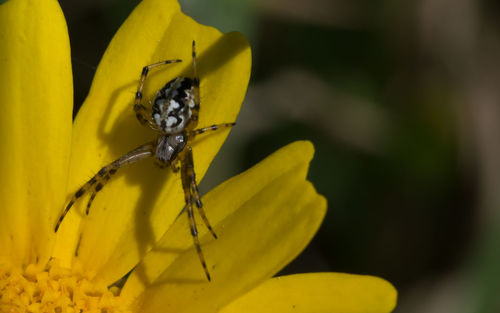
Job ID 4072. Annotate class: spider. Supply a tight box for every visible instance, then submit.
[55,40,233,281]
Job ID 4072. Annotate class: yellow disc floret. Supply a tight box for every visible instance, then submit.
[0,260,132,313]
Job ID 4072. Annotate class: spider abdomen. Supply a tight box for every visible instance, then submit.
[152,77,196,133]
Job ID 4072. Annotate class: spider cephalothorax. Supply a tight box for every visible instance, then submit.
[155,133,187,166]
[55,41,233,281]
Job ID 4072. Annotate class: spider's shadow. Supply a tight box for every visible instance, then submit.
[92,33,248,286]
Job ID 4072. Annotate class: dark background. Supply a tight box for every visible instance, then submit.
[59,0,500,312]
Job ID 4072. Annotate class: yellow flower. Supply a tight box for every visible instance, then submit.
[0,0,397,312]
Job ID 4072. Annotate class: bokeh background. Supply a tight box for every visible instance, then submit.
[59,0,500,312]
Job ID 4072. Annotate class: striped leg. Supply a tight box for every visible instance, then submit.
[181,146,212,281]
[54,142,155,232]
[191,179,217,239]
[85,168,114,215]
[188,122,235,139]
[191,40,200,122]
[134,59,182,127]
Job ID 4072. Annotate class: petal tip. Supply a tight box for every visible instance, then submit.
[287,140,315,162]
[357,274,398,313]
[377,277,398,312]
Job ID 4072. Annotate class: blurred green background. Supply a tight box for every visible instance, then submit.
[60,0,500,312]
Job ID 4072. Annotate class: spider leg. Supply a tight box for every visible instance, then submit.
[86,191,97,215]
[55,142,155,232]
[186,197,211,281]
[188,123,235,139]
[191,179,217,239]
[134,59,182,128]
[191,40,200,123]
[85,171,112,215]
[181,146,212,281]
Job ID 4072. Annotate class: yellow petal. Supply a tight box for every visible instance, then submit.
[0,0,72,266]
[219,273,397,313]
[121,141,327,313]
[52,0,251,280]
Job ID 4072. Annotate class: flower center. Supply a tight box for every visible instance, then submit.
[0,260,132,313]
